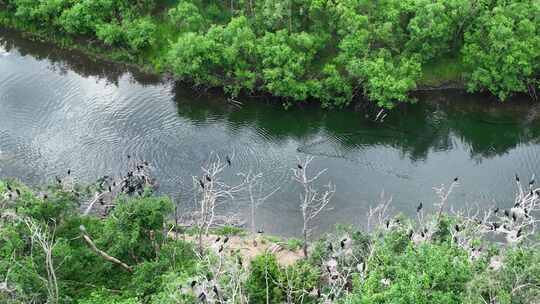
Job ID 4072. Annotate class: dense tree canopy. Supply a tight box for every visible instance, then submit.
[0,0,538,108]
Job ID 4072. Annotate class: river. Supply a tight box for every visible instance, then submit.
[1,29,539,236]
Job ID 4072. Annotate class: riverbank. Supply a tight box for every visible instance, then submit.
[1,172,539,303]
[1,0,537,109]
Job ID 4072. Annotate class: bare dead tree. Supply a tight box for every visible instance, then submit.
[240,171,280,237]
[366,191,393,232]
[292,156,335,258]
[23,217,59,304]
[433,178,459,220]
[192,153,247,254]
[79,225,132,273]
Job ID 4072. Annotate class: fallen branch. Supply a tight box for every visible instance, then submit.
[79,225,132,273]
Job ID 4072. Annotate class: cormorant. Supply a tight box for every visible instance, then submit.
[416,202,423,213]
[340,239,346,249]
[67,169,71,175]
[15,189,20,196]
[218,245,223,253]
[327,243,333,252]
[43,194,48,199]
[223,236,229,243]
[297,164,303,170]
[215,237,221,243]
[454,177,459,182]
[6,184,12,191]
[385,220,390,229]
[494,207,499,214]
[108,186,112,192]
[512,213,517,222]
[515,173,520,182]
[226,155,232,166]
[517,228,523,238]
[454,224,460,232]
[199,179,205,189]
[55,176,62,184]
[407,230,413,239]
[504,210,510,217]
[213,286,219,296]
[191,280,197,288]
[205,175,212,182]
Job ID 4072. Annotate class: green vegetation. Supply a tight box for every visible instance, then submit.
[1,176,539,303]
[0,0,538,108]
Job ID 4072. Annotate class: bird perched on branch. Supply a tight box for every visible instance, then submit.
[416,202,423,213]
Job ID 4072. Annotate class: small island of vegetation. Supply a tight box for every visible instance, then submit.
[0,0,538,108]
[0,155,539,303]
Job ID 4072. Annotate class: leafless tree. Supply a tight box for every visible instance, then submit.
[240,171,280,237]
[23,217,59,304]
[192,153,247,254]
[292,156,335,257]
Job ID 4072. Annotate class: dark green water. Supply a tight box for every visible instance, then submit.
[1,29,540,236]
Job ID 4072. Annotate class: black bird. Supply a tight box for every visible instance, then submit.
[205,175,212,182]
[491,222,501,230]
[416,202,423,213]
[15,189,20,196]
[530,177,535,186]
[454,177,459,182]
[257,229,264,234]
[55,176,62,184]
[512,213,517,222]
[215,237,221,243]
[190,280,197,288]
[517,228,523,238]
[213,286,219,296]
[218,245,224,253]
[515,173,520,182]
[385,220,390,229]
[494,207,499,214]
[514,202,521,208]
[504,210,510,217]
[326,266,331,273]
[6,184,12,191]
[327,243,333,252]
[127,154,131,159]
[108,186,112,192]
[297,164,303,170]
[198,179,205,189]
[407,230,413,240]
[420,231,425,238]
[67,169,71,175]
[43,194,48,199]
[198,292,206,302]
[317,289,321,298]
[455,224,460,232]
[226,155,232,166]
[223,236,229,243]
[340,239,346,249]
